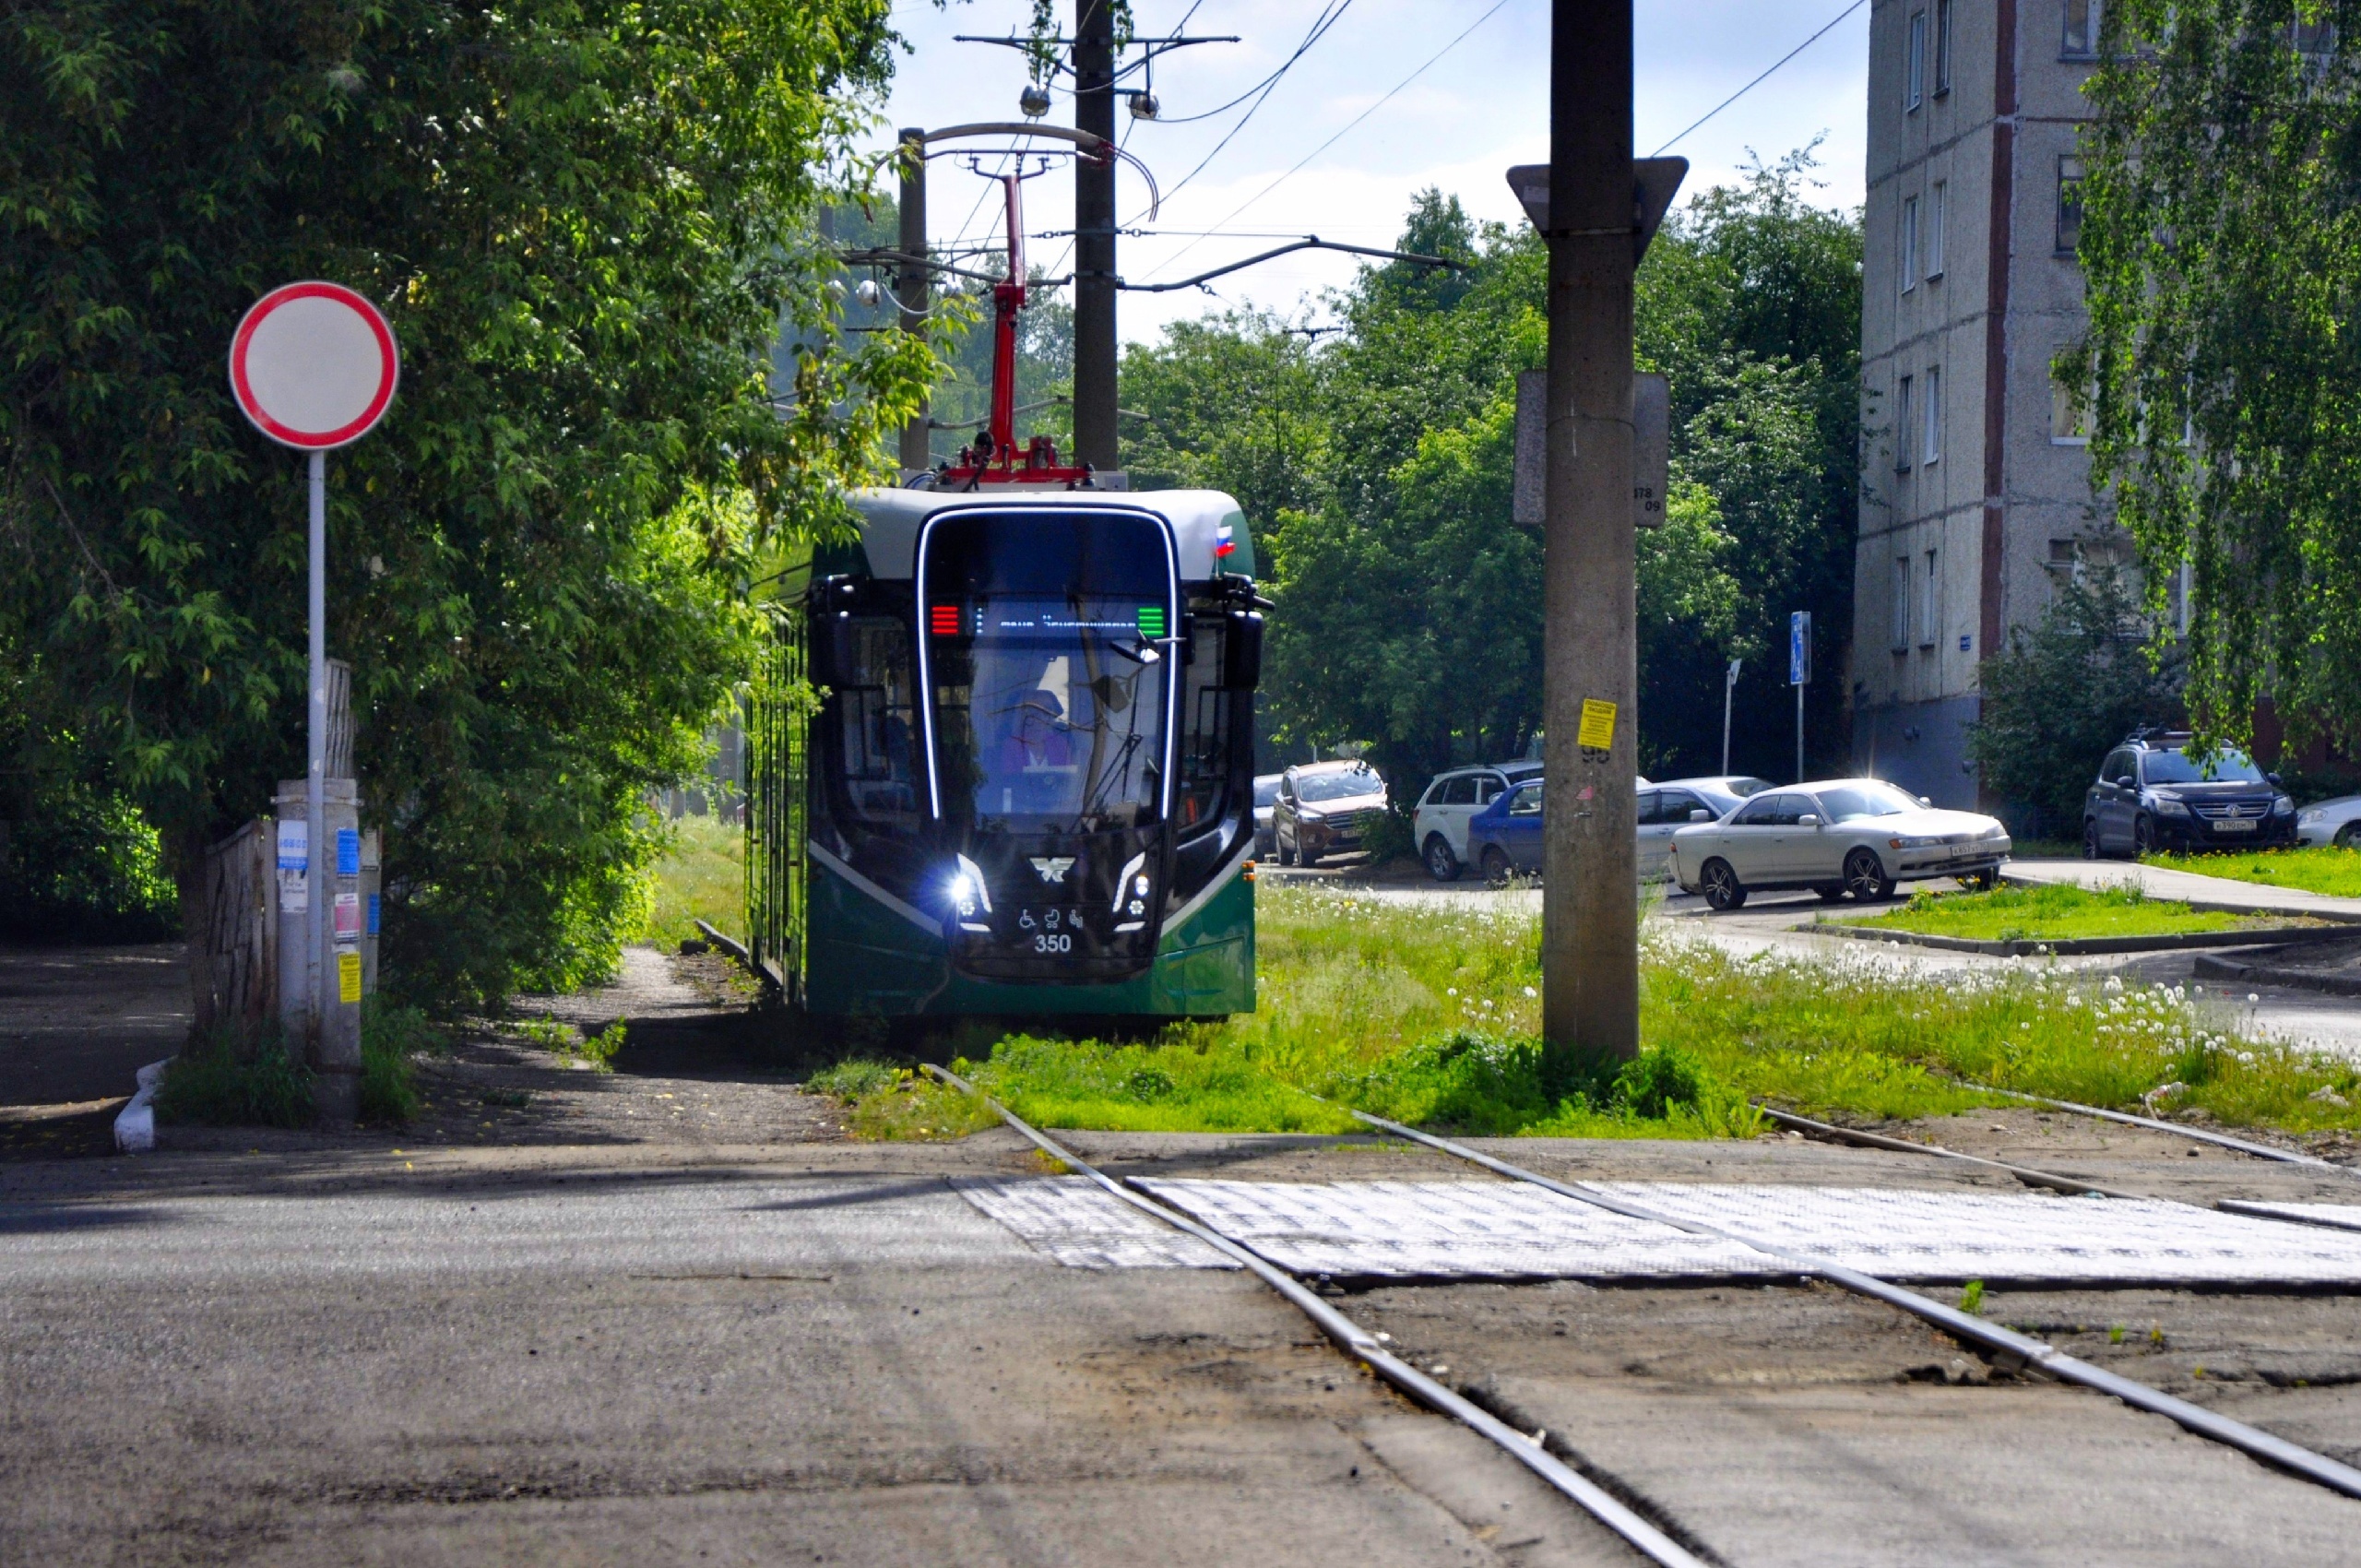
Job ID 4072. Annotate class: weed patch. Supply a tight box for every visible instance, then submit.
[513,1016,622,1072]
[155,1026,313,1128]
[644,815,745,949]
[805,1059,1000,1141]
[359,1000,441,1124]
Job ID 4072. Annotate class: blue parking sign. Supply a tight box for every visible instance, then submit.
[1789,611,1811,686]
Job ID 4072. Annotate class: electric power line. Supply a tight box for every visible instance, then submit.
[1140,0,1512,282]
[1650,0,1868,156]
[1140,0,1357,218]
[1154,0,1355,123]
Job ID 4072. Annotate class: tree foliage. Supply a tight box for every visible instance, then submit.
[1117,160,1858,799]
[0,0,929,1006]
[2070,0,2361,756]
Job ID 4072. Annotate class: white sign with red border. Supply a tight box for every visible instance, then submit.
[228,282,398,450]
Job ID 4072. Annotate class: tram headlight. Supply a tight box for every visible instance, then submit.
[950,854,992,916]
[1114,851,1149,914]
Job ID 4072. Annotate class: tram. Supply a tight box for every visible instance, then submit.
[745,484,1264,1018]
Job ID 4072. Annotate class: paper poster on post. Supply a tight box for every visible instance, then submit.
[334,890,362,944]
[337,827,362,877]
[277,820,306,872]
[279,869,308,914]
[1577,697,1618,753]
[338,952,363,1004]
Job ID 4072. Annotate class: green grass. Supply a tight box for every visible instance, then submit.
[2143,845,2361,899]
[810,883,2361,1143]
[1832,882,2276,943]
[360,1000,443,1124]
[644,814,745,949]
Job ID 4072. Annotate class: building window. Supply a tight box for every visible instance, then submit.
[2295,15,2337,55]
[1896,374,1915,469]
[1901,196,1919,292]
[2063,0,2101,57]
[1928,182,1946,279]
[1923,366,1940,465]
[1892,556,1912,653]
[2051,372,2090,445]
[1906,9,1927,110]
[1919,548,1941,647]
[1935,0,1954,92]
[2057,158,2085,253]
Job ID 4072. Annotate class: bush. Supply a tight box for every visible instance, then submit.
[155,1026,313,1128]
[1357,804,1417,865]
[1968,566,2182,837]
[359,1000,440,1124]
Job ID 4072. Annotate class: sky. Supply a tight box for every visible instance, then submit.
[868,0,1870,344]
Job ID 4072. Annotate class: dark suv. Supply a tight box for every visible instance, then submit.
[2083,731,2296,857]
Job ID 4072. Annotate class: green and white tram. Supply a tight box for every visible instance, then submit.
[746,486,1266,1019]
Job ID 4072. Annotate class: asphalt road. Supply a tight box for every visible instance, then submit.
[0,1138,1643,1567]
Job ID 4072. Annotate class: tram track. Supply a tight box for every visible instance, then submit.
[931,1069,2361,1562]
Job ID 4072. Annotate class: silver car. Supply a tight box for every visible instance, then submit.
[2297,794,2361,849]
[1639,776,1773,879]
[1670,778,2011,910]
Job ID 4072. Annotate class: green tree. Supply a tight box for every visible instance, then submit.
[1,0,929,1008]
[1968,567,2185,836]
[2070,0,2361,756]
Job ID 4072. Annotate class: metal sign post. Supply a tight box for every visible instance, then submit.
[1790,611,1811,784]
[229,282,398,1125]
[1723,657,1742,777]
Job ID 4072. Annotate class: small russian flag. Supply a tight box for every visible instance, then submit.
[1213,520,1236,559]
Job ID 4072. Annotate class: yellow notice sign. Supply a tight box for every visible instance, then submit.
[1577,697,1618,752]
[338,951,363,1004]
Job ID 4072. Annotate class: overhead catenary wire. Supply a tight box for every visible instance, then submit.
[1349,1108,2361,1504]
[1139,0,1513,283]
[1648,0,1868,156]
[919,1064,1710,1568]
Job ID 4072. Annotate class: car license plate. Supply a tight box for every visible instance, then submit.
[2213,819,2257,834]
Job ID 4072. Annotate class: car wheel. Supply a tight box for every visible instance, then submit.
[1423,835,1463,883]
[2083,818,2105,861]
[2336,822,2358,850]
[1700,858,1747,911]
[1957,868,1999,892]
[1277,831,1296,868]
[1844,847,1896,901]
[1299,839,1322,870]
[1479,846,1514,886]
[2133,814,2158,857]
[1813,884,1848,902]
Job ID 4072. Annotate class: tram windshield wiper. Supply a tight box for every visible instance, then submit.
[1109,637,1160,666]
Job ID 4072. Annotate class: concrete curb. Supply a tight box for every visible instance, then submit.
[693,920,755,973]
[1814,921,2352,958]
[113,1059,171,1153]
[2194,950,2361,998]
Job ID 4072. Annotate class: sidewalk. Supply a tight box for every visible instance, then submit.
[2002,857,2361,921]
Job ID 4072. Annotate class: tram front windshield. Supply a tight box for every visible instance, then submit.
[921,512,1174,835]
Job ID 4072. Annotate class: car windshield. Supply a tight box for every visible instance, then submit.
[1726,777,1773,797]
[1297,768,1381,802]
[2143,747,2266,785]
[1813,782,1925,822]
[919,511,1172,833]
[1253,778,1281,808]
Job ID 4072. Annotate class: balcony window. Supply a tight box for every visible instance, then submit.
[1922,366,1941,465]
[2063,0,2101,57]
[1935,0,1954,92]
[1906,10,1927,109]
[1928,182,1946,279]
[1901,196,1919,292]
[2057,157,2085,254]
[1896,374,1915,469]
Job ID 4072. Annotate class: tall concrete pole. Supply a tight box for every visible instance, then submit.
[1072,0,1119,469]
[897,127,931,474]
[1540,0,1639,1077]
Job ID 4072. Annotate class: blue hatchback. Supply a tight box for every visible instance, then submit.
[1465,779,1544,880]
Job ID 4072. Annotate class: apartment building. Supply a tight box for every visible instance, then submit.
[1852,0,2106,806]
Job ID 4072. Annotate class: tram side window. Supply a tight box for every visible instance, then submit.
[836,618,919,828]
[1177,617,1230,836]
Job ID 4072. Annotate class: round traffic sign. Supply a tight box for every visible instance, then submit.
[228,282,399,450]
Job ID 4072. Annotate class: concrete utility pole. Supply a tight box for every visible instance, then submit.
[1072,0,1119,469]
[1540,0,1639,1074]
[897,126,931,474]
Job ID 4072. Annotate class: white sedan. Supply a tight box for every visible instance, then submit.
[2297,795,2361,849]
[1670,778,2011,910]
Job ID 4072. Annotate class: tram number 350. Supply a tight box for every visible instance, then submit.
[1032,932,1073,955]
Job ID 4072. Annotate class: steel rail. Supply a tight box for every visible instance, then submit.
[919,1065,1708,1568]
[1969,1086,2353,1173]
[1754,1104,2145,1199]
[1349,1110,2361,1503]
